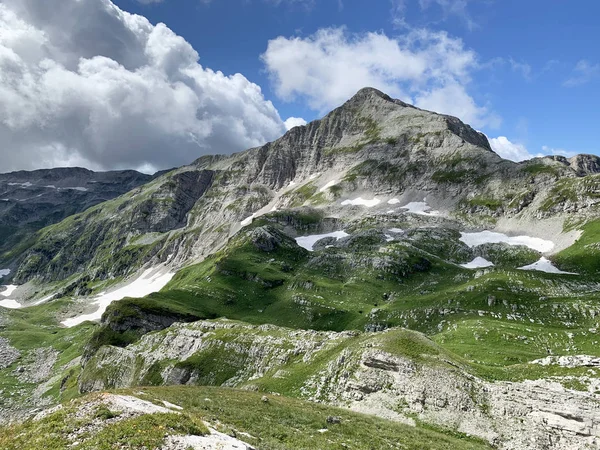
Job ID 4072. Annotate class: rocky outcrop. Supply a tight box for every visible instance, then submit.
[80,320,600,450]
[0,337,20,370]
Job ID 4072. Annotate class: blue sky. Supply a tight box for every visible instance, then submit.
[1,0,599,171]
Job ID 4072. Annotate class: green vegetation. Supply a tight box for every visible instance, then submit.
[432,169,473,183]
[78,217,600,394]
[0,298,97,411]
[281,182,318,207]
[555,219,600,273]
[522,163,560,176]
[466,197,503,211]
[0,403,207,450]
[344,159,404,185]
[0,386,490,450]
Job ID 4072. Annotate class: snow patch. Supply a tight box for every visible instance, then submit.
[341,197,381,207]
[240,215,254,227]
[0,269,10,278]
[518,257,576,274]
[288,181,297,187]
[459,231,555,253]
[387,198,400,205]
[388,228,404,234]
[295,231,349,251]
[319,180,338,193]
[61,267,174,327]
[460,257,494,269]
[8,182,32,187]
[1,285,18,297]
[32,294,56,306]
[0,299,22,309]
[61,186,88,192]
[399,200,440,216]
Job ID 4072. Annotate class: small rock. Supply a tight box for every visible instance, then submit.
[326,416,341,424]
[261,395,269,403]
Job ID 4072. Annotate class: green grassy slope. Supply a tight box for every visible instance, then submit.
[0,386,491,450]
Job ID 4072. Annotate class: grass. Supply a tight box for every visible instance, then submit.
[465,197,503,211]
[0,298,97,407]
[0,386,491,450]
[554,219,600,273]
[522,163,560,176]
[4,209,600,440]
[82,219,600,386]
[0,404,207,450]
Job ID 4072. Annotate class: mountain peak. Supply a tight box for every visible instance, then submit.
[345,87,413,109]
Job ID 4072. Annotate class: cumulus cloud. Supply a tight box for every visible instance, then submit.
[0,0,286,172]
[489,137,578,162]
[261,27,498,129]
[415,84,500,129]
[284,117,308,130]
[488,136,533,162]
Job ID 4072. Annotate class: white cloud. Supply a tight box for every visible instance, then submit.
[489,136,533,162]
[564,59,600,87]
[509,58,532,80]
[540,145,577,158]
[489,137,578,162]
[0,0,286,172]
[262,27,498,128]
[284,117,308,130]
[415,83,500,129]
[392,0,477,30]
[418,0,477,30]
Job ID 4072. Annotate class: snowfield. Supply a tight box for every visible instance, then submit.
[460,257,494,269]
[459,231,555,253]
[399,200,440,216]
[61,267,174,327]
[319,180,338,192]
[240,215,255,227]
[295,231,349,251]
[518,257,577,274]
[341,197,381,207]
[0,299,22,309]
[1,285,17,297]
[0,285,21,309]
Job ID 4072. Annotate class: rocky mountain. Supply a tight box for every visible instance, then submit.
[1,88,600,449]
[0,167,158,279]
[6,88,600,288]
